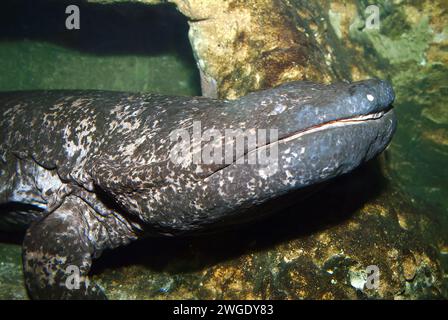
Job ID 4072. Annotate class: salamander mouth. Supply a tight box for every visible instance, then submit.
[204,106,394,180]
[278,106,393,144]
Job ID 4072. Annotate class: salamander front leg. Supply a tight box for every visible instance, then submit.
[22,197,107,299]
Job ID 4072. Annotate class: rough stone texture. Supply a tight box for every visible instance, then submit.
[176,0,337,99]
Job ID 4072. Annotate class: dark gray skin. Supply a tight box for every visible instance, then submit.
[0,79,396,299]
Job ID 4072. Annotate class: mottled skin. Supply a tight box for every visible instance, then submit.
[0,79,396,299]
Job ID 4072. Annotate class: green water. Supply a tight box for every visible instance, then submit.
[0,1,200,95]
[0,40,198,95]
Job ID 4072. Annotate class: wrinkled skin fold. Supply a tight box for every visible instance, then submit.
[0,79,396,299]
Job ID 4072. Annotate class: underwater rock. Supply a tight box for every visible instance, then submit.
[172,0,336,99]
